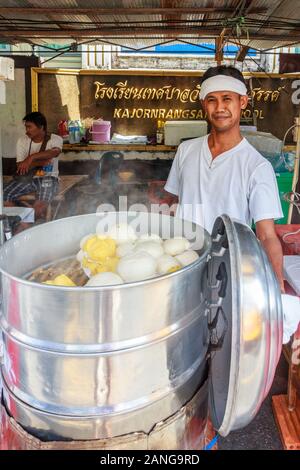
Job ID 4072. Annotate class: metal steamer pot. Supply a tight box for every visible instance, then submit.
[0,212,282,448]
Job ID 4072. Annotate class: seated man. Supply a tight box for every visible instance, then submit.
[4,112,63,219]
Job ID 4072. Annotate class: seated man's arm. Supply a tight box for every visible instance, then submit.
[255,219,285,292]
[28,147,61,167]
[17,147,61,174]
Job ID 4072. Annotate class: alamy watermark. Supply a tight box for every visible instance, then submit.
[95,196,206,250]
[291,80,300,104]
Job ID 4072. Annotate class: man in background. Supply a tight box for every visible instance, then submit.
[4,111,62,220]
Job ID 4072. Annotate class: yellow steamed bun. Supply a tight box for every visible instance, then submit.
[83,236,116,261]
[44,274,76,287]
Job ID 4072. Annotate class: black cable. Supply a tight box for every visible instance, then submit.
[0,49,223,55]
[40,49,70,65]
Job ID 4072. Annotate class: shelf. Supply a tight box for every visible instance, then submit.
[63,144,177,152]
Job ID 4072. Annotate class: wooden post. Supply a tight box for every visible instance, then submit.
[236,46,249,62]
[215,37,224,65]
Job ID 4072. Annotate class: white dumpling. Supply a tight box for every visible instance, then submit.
[134,241,164,259]
[157,254,182,275]
[98,222,137,244]
[116,241,136,258]
[175,250,199,267]
[163,237,190,256]
[79,233,94,249]
[117,252,156,282]
[86,272,124,286]
[139,233,162,243]
[76,249,85,262]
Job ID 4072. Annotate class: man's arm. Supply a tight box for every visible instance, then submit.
[164,146,181,216]
[162,190,178,216]
[31,148,61,161]
[255,219,285,292]
[163,190,178,205]
[17,148,61,175]
[29,147,61,167]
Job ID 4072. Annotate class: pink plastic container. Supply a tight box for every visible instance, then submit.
[90,119,111,143]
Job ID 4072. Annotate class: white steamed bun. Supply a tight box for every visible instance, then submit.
[163,237,190,256]
[175,250,199,267]
[116,241,136,258]
[157,254,181,275]
[117,252,156,282]
[85,272,124,286]
[134,241,164,259]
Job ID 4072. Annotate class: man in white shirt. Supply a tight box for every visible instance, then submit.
[165,65,285,291]
[4,112,63,219]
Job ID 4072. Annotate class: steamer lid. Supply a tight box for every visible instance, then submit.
[206,215,283,436]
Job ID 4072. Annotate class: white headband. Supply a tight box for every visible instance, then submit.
[199,75,247,100]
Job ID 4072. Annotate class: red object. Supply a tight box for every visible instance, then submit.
[58,120,68,138]
[275,224,300,255]
[272,395,300,450]
[272,280,300,450]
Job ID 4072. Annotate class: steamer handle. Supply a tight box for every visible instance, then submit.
[216,262,228,298]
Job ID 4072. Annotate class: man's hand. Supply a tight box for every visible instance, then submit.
[17,156,54,174]
[17,155,33,175]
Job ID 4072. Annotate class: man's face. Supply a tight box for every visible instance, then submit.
[24,121,43,139]
[202,90,248,133]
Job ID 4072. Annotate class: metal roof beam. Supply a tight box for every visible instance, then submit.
[0,7,268,16]
[3,28,300,40]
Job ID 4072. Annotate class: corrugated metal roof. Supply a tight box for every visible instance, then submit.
[0,0,299,51]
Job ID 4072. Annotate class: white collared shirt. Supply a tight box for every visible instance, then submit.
[165,135,283,233]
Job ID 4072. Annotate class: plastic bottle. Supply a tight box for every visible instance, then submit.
[156,120,164,144]
[74,120,81,143]
[78,120,85,138]
[68,120,76,144]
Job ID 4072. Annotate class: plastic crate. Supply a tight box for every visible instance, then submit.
[275,225,300,255]
[263,152,295,173]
